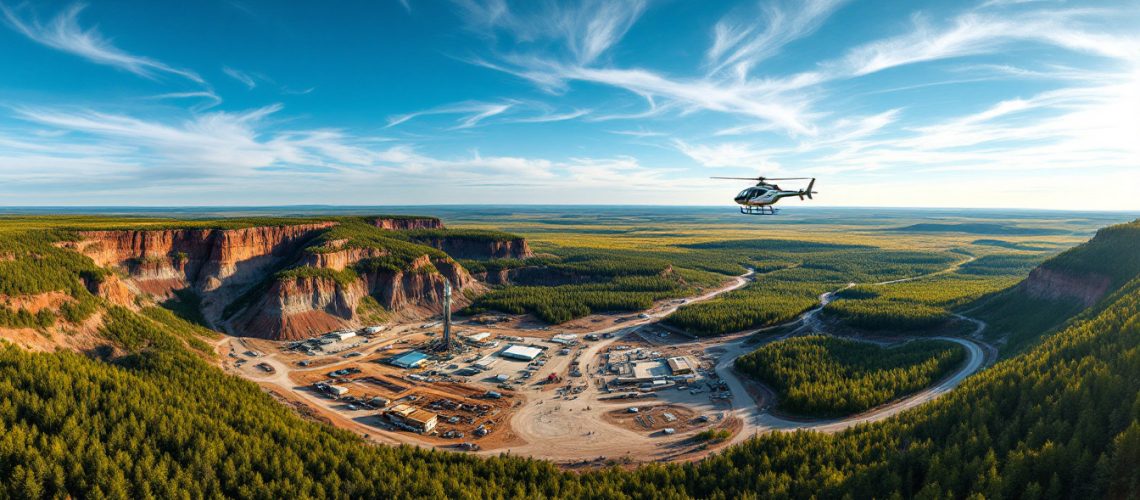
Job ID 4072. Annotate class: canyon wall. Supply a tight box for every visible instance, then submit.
[370,217,444,230]
[75,223,335,294]
[70,221,485,340]
[231,255,475,340]
[412,237,532,260]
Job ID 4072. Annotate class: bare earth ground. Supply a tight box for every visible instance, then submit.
[216,260,993,465]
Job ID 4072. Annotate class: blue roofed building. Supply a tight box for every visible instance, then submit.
[389,350,430,369]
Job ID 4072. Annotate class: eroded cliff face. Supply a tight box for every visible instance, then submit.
[1020,267,1111,307]
[74,223,335,295]
[69,222,483,340]
[370,217,443,230]
[414,237,533,260]
[232,275,365,341]
[232,255,476,340]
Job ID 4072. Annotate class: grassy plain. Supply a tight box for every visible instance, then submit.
[440,207,1115,334]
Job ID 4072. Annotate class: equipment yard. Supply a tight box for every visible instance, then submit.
[214,246,997,467]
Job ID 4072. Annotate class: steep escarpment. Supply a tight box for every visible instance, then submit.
[369,216,443,230]
[411,236,532,259]
[1019,266,1111,307]
[73,223,334,296]
[59,217,511,340]
[232,255,476,340]
[972,219,1140,351]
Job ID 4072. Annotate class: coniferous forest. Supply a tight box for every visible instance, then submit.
[0,214,1138,498]
[735,335,967,416]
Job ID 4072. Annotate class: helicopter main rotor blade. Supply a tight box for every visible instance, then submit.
[710,177,765,180]
[763,177,812,180]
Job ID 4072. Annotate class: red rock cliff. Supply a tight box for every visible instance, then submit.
[75,223,334,293]
[231,255,475,340]
[370,217,444,230]
[68,221,487,340]
[414,237,532,260]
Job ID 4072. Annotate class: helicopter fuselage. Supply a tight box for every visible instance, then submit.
[734,185,801,207]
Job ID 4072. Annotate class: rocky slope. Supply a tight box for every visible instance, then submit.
[231,255,476,341]
[64,218,501,340]
[369,216,443,230]
[411,236,532,260]
[1016,220,1140,307]
[1019,267,1111,307]
[972,219,1140,349]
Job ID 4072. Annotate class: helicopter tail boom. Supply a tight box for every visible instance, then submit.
[797,178,817,200]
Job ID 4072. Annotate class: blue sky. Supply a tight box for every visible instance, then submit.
[0,0,1137,209]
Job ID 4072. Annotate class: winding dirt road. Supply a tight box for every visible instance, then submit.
[498,257,992,460]
[221,257,991,462]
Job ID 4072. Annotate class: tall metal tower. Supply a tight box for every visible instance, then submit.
[441,280,452,352]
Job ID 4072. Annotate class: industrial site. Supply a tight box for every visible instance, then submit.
[220,276,754,462]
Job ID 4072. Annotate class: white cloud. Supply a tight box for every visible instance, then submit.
[673,140,781,169]
[0,103,696,203]
[223,66,257,89]
[508,108,591,124]
[145,91,224,112]
[1,3,203,83]
[706,0,848,79]
[454,0,646,65]
[386,101,514,129]
[831,10,1139,79]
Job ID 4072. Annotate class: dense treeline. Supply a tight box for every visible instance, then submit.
[3,255,1138,497]
[958,252,1048,275]
[1,215,1139,498]
[971,220,1140,354]
[736,335,966,416]
[467,240,958,326]
[457,255,559,274]
[396,227,523,243]
[305,220,450,263]
[1041,220,1140,284]
[467,276,688,323]
[823,261,1025,333]
[0,312,591,499]
[0,228,106,328]
[824,297,950,330]
[275,266,362,286]
[666,279,831,336]
[664,246,961,335]
[465,247,727,322]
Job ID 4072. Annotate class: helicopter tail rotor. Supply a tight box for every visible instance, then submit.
[798,178,817,200]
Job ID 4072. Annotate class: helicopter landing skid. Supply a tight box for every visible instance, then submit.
[740,206,778,215]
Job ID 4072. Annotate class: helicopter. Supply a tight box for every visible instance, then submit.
[712,176,818,215]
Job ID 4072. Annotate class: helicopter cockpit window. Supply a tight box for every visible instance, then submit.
[737,187,768,198]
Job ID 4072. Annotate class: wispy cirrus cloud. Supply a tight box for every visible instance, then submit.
[223,66,258,89]
[386,101,514,129]
[1,3,204,83]
[706,0,848,80]
[830,10,1140,79]
[454,0,646,65]
[388,99,592,129]
[0,102,702,204]
[673,140,781,169]
[470,1,1138,144]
